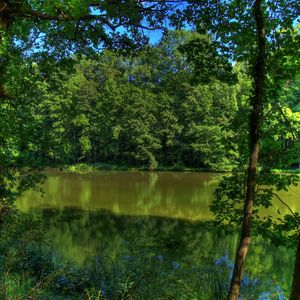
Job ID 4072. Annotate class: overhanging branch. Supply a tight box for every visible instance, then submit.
[16,10,118,31]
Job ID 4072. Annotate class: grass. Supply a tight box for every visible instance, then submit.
[0,250,287,300]
[62,163,300,175]
[0,215,289,299]
[0,221,288,300]
[272,168,300,174]
[62,162,229,174]
[0,251,265,300]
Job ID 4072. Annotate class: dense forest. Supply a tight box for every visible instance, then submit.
[6,31,300,171]
[0,0,300,299]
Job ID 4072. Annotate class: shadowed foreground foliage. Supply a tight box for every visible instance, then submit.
[0,210,291,299]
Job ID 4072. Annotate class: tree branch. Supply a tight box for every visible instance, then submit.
[12,9,118,31]
[272,192,299,225]
[277,104,297,142]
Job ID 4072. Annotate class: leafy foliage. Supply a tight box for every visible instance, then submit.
[13,31,243,170]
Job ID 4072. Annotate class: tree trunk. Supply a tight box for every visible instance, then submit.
[0,24,7,99]
[290,234,300,300]
[0,165,4,217]
[227,0,266,299]
[0,3,14,223]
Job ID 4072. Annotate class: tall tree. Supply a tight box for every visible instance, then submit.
[226,1,265,297]
[181,1,299,298]
[19,33,239,169]
[0,1,299,297]
[291,236,300,300]
[0,0,183,218]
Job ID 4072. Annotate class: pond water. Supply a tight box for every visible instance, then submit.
[17,169,300,291]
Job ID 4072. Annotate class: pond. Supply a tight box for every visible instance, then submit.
[17,169,299,295]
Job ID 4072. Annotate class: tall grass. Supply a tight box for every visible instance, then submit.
[0,218,287,299]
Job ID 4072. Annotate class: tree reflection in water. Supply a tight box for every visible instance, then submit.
[25,207,294,298]
[17,170,298,298]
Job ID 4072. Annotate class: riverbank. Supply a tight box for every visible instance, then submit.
[0,216,288,300]
[273,168,300,174]
[60,162,231,174]
[60,163,300,176]
[6,168,298,299]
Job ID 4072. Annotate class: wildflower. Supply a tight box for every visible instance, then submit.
[156,255,164,262]
[252,278,259,287]
[278,294,285,300]
[276,285,284,300]
[56,275,69,286]
[258,291,271,300]
[214,255,232,267]
[171,261,180,270]
[99,288,106,297]
[241,275,250,286]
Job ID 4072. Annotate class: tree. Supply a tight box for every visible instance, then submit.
[0,56,46,224]
[181,1,299,299]
[14,29,241,170]
[0,0,185,219]
[226,2,266,297]
[0,1,299,297]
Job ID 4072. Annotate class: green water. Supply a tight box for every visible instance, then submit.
[18,170,220,220]
[17,169,299,286]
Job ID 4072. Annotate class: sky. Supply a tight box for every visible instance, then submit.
[18,2,299,57]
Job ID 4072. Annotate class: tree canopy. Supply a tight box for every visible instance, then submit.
[0,1,299,299]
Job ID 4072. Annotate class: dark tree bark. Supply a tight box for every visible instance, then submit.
[0,3,12,219]
[290,234,300,300]
[227,0,266,299]
[0,10,9,100]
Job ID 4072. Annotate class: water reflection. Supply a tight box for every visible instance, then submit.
[16,170,299,290]
[18,170,219,220]
[30,208,294,287]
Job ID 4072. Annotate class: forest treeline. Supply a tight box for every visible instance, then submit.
[0,0,299,297]
[10,31,300,171]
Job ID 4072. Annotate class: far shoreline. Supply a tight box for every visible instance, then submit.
[43,163,300,176]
